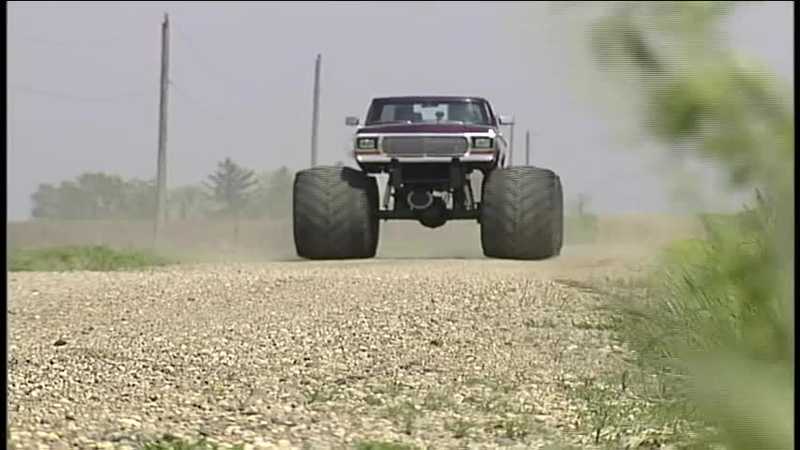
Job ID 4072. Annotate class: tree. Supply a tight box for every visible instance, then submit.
[30,173,154,220]
[75,173,127,219]
[31,183,61,219]
[263,166,293,219]
[244,167,295,220]
[204,157,258,242]
[122,178,157,220]
[204,158,257,216]
[168,185,211,220]
[53,180,92,219]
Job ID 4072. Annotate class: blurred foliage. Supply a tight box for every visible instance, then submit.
[590,1,793,199]
[588,1,793,449]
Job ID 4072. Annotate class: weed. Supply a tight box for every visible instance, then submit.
[421,391,452,411]
[383,401,419,436]
[363,394,383,407]
[489,416,534,440]
[524,317,557,329]
[305,386,336,405]
[570,319,615,331]
[572,377,625,445]
[352,441,419,450]
[140,436,243,450]
[444,418,474,439]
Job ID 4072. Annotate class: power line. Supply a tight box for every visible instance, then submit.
[8,83,152,104]
[10,33,131,49]
[170,25,289,109]
[168,80,229,122]
[171,26,249,88]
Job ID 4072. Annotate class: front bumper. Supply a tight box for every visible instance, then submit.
[355,153,496,164]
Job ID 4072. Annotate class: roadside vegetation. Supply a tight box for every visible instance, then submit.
[9,245,174,272]
[353,441,420,450]
[138,441,420,450]
[569,2,794,449]
[140,437,245,450]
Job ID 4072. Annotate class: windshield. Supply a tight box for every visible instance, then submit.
[366,100,493,126]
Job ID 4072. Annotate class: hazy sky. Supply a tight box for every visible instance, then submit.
[7,1,793,220]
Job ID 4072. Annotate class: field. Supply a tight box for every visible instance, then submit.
[8,215,705,450]
[7,214,702,260]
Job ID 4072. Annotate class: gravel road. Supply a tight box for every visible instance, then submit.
[9,246,652,450]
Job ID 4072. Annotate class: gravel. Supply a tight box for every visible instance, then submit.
[9,250,647,450]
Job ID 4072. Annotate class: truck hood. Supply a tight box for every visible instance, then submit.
[356,123,494,134]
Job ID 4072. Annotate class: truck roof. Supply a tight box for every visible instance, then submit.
[372,96,489,103]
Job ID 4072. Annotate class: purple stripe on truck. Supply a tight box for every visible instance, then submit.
[357,124,493,134]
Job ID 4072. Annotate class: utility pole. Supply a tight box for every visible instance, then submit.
[154,13,170,245]
[525,130,531,166]
[310,54,321,167]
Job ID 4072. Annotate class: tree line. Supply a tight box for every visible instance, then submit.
[30,158,303,221]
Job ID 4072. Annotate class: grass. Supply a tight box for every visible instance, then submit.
[304,385,338,405]
[353,441,420,450]
[584,199,794,449]
[8,245,174,272]
[488,416,536,440]
[444,418,475,439]
[382,401,420,436]
[140,437,244,450]
[420,391,453,411]
[584,3,794,447]
[140,437,422,450]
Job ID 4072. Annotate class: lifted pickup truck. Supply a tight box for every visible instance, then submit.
[292,96,563,260]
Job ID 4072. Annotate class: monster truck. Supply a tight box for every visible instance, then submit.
[292,96,563,260]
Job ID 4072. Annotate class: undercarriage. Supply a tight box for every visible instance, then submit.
[362,161,486,228]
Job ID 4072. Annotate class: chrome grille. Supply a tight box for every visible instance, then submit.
[382,136,468,157]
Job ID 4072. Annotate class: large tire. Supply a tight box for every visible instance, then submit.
[480,166,563,260]
[554,176,564,255]
[293,166,379,259]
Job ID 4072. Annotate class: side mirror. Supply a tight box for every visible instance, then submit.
[345,116,360,126]
[498,115,515,126]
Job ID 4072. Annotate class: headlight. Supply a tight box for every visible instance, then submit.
[357,137,378,150]
[472,137,493,149]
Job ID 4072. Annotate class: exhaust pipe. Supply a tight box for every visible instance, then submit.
[407,190,434,210]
